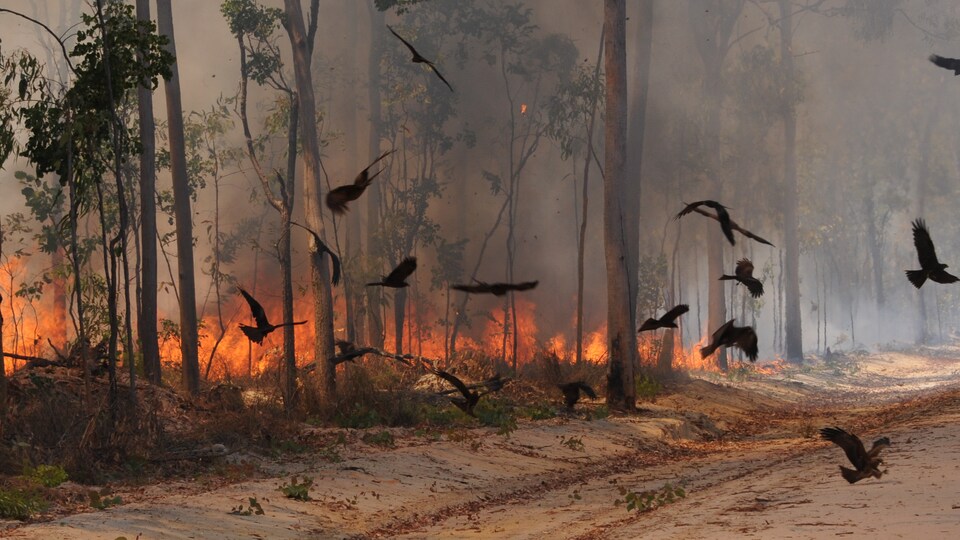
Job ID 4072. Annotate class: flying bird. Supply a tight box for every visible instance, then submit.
[930,54,960,75]
[367,257,417,288]
[557,381,597,409]
[325,150,394,215]
[676,200,735,245]
[387,25,454,92]
[638,304,689,333]
[290,222,341,286]
[906,219,959,288]
[451,280,539,296]
[700,319,758,362]
[237,287,307,345]
[719,258,764,298]
[429,368,504,417]
[820,427,890,484]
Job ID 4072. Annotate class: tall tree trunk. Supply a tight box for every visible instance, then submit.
[780,0,802,363]
[603,0,636,410]
[343,0,362,345]
[365,3,385,349]
[576,28,605,366]
[157,0,200,395]
[136,0,160,385]
[624,0,653,342]
[284,0,335,400]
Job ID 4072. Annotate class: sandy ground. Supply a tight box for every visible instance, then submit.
[5,350,960,539]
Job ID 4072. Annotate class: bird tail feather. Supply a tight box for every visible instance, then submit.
[839,466,861,484]
[718,275,736,281]
[905,269,926,289]
[700,344,717,358]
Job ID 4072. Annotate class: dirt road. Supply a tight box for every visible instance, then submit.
[6,351,960,539]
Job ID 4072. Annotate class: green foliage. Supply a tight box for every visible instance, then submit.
[278,476,313,501]
[221,0,284,86]
[636,254,668,323]
[317,434,346,463]
[229,497,265,516]
[474,399,517,436]
[521,402,557,421]
[589,405,610,421]
[89,488,123,510]
[335,403,383,429]
[0,487,46,520]
[615,482,686,513]
[24,464,69,488]
[362,430,396,448]
[420,403,465,427]
[635,373,662,401]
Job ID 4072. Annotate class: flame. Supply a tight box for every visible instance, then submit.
[520,103,528,115]
[2,257,67,374]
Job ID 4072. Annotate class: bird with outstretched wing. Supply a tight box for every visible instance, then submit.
[387,25,453,92]
[820,427,890,484]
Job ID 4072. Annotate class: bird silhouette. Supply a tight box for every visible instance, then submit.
[430,369,503,417]
[451,280,538,296]
[638,304,689,332]
[326,150,394,215]
[676,200,735,245]
[930,54,960,75]
[557,381,597,409]
[387,25,453,92]
[906,219,958,288]
[719,258,764,298]
[367,257,417,288]
[237,287,307,345]
[290,222,341,285]
[820,427,890,484]
[700,319,758,362]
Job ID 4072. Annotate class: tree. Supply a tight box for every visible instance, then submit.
[136,0,161,384]
[157,0,200,395]
[603,0,636,409]
[778,0,802,363]
[222,0,304,409]
[687,0,745,371]
[282,0,336,401]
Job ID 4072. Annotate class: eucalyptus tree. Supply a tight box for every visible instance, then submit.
[222,0,306,408]
[1,3,173,408]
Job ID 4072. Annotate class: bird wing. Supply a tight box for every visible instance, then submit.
[930,54,960,72]
[736,259,755,279]
[913,219,943,270]
[638,318,661,332]
[713,205,735,245]
[732,326,759,361]
[867,437,891,459]
[431,369,472,400]
[820,427,868,470]
[576,381,597,399]
[744,278,764,298]
[326,186,361,214]
[385,257,418,283]
[354,150,394,187]
[426,62,454,92]
[711,319,736,345]
[238,287,270,329]
[508,280,539,292]
[675,200,708,219]
[659,304,689,324]
[738,226,775,247]
[452,283,490,294]
[387,25,421,58]
[291,222,341,285]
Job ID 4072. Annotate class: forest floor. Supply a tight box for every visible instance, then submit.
[5,348,960,539]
